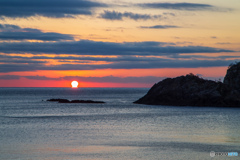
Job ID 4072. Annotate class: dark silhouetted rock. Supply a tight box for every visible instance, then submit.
[134,66,240,107]
[47,99,105,104]
[47,99,70,103]
[224,62,240,92]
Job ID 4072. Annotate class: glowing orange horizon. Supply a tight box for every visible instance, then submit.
[0,66,228,78]
[0,66,228,88]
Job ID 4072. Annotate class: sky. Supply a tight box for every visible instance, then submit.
[0,0,240,87]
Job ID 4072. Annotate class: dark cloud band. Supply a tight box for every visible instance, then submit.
[0,39,237,73]
[140,25,180,29]
[0,24,74,41]
[139,2,213,10]
[0,58,237,73]
[0,40,232,55]
[0,0,106,18]
[99,10,161,21]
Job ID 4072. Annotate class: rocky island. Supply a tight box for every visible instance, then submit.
[47,99,105,103]
[134,62,240,107]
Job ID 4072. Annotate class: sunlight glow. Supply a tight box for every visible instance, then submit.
[71,81,78,88]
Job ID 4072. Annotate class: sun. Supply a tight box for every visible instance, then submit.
[71,81,79,88]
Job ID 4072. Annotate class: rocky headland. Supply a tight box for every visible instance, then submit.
[134,62,240,107]
[47,99,105,104]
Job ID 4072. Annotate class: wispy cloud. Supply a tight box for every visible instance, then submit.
[0,0,106,18]
[0,24,20,29]
[139,2,213,11]
[99,10,161,21]
[0,24,74,41]
[140,25,180,29]
[24,75,61,81]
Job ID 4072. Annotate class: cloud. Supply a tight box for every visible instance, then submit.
[0,0,106,18]
[24,75,61,81]
[0,24,74,41]
[0,58,45,64]
[140,25,180,29]
[0,39,237,73]
[216,42,232,45]
[4,54,239,64]
[211,36,217,39]
[0,24,20,29]
[139,2,213,11]
[0,58,237,73]
[0,40,232,55]
[99,10,161,21]
[0,75,20,80]
[0,63,46,73]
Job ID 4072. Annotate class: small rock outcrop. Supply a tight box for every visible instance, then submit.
[134,62,240,107]
[47,99,70,103]
[47,99,105,104]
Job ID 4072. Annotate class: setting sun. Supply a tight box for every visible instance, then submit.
[71,81,78,88]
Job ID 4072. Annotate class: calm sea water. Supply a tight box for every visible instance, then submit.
[0,88,239,160]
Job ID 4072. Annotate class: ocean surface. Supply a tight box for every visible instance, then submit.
[0,88,239,160]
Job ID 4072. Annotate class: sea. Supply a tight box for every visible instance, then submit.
[0,88,239,160]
